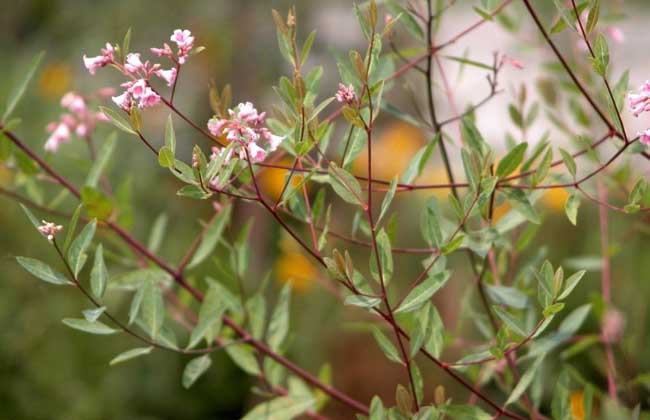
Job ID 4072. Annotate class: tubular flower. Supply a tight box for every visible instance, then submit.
[82,43,115,74]
[628,81,650,117]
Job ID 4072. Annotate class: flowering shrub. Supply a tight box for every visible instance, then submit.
[2,1,650,419]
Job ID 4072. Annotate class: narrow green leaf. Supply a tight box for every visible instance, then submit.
[63,204,83,254]
[565,193,580,226]
[82,306,106,322]
[493,306,527,337]
[328,163,365,207]
[68,219,97,277]
[16,256,71,285]
[559,148,576,178]
[81,187,113,220]
[242,396,315,420]
[591,34,609,76]
[164,115,176,153]
[401,134,438,184]
[377,177,397,226]
[506,355,545,405]
[62,318,119,335]
[225,344,261,375]
[585,0,600,34]
[187,282,225,349]
[86,132,116,188]
[182,355,212,388]
[372,327,402,364]
[267,283,291,351]
[109,346,153,365]
[497,143,528,178]
[98,106,136,135]
[141,279,165,340]
[3,51,45,121]
[558,270,586,300]
[90,244,108,299]
[396,271,449,314]
[188,205,232,268]
[147,213,168,253]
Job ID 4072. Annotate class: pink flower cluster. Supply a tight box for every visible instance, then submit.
[45,91,111,152]
[83,29,196,111]
[207,102,285,165]
[628,81,650,146]
[335,83,356,105]
[38,220,63,241]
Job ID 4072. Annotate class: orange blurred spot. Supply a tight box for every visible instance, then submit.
[38,62,72,99]
[570,390,585,420]
[0,165,12,187]
[275,251,318,293]
[258,158,304,201]
[541,187,570,212]
[353,122,425,180]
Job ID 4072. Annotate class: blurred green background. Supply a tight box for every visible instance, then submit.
[2,0,650,419]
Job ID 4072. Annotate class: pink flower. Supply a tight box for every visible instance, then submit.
[601,309,625,344]
[261,128,285,151]
[628,81,650,117]
[171,29,194,49]
[124,53,144,73]
[210,146,233,164]
[37,220,63,241]
[335,83,356,104]
[151,43,174,58]
[44,122,71,152]
[247,142,267,162]
[82,43,114,75]
[638,129,650,146]
[128,79,148,98]
[155,68,177,86]
[207,117,228,136]
[96,111,109,122]
[76,123,89,138]
[112,91,132,111]
[83,55,108,75]
[60,92,86,114]
[138,88,161,108]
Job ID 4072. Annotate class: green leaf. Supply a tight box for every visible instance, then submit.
[300,30,317,67]
[188,282,225,349]
[81,187,113,220]
[506,355,545,405]
[486,285,529,309]
[328,163,365,207]
[396,271,449,314]
[377,177,397,225]
[497,143,528,178]
[62,318,120,335]
[552,0,576,32]
[242,396,315,420]
[373,229,393,284]
[90,244,108,299]
[109,346,153,365]
[147,213,168,253]
[164,115,176,153]
[372,327,402,364]
[3,51,44,121]
[68,219,97,277]
[461,118,488,158]
[141,279,165,340]
[188,205,232,268]
[441,404,491,420]
[445,55,493,71]
[501,189,540,224]
[591,33,609,76]
[385,1,424,40]
[558,304,591,335]
[182,355,212,389]
[422,196,443,247]
[401,135,438,184]
[441,234,465,255]
[158,146,175,168]
[558,270,586,300]
[559,148,577,178]
[16,256,71,285]
[18,203,42,231]
[63,204,83,254]
[86,132,116,188]
[565,193,580,226]
[225,344,261,375]
[493,306,527,336]
[82,306,106,322]
[267,283,291,351]
[98,106,136,135]
[586,0,600,34]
